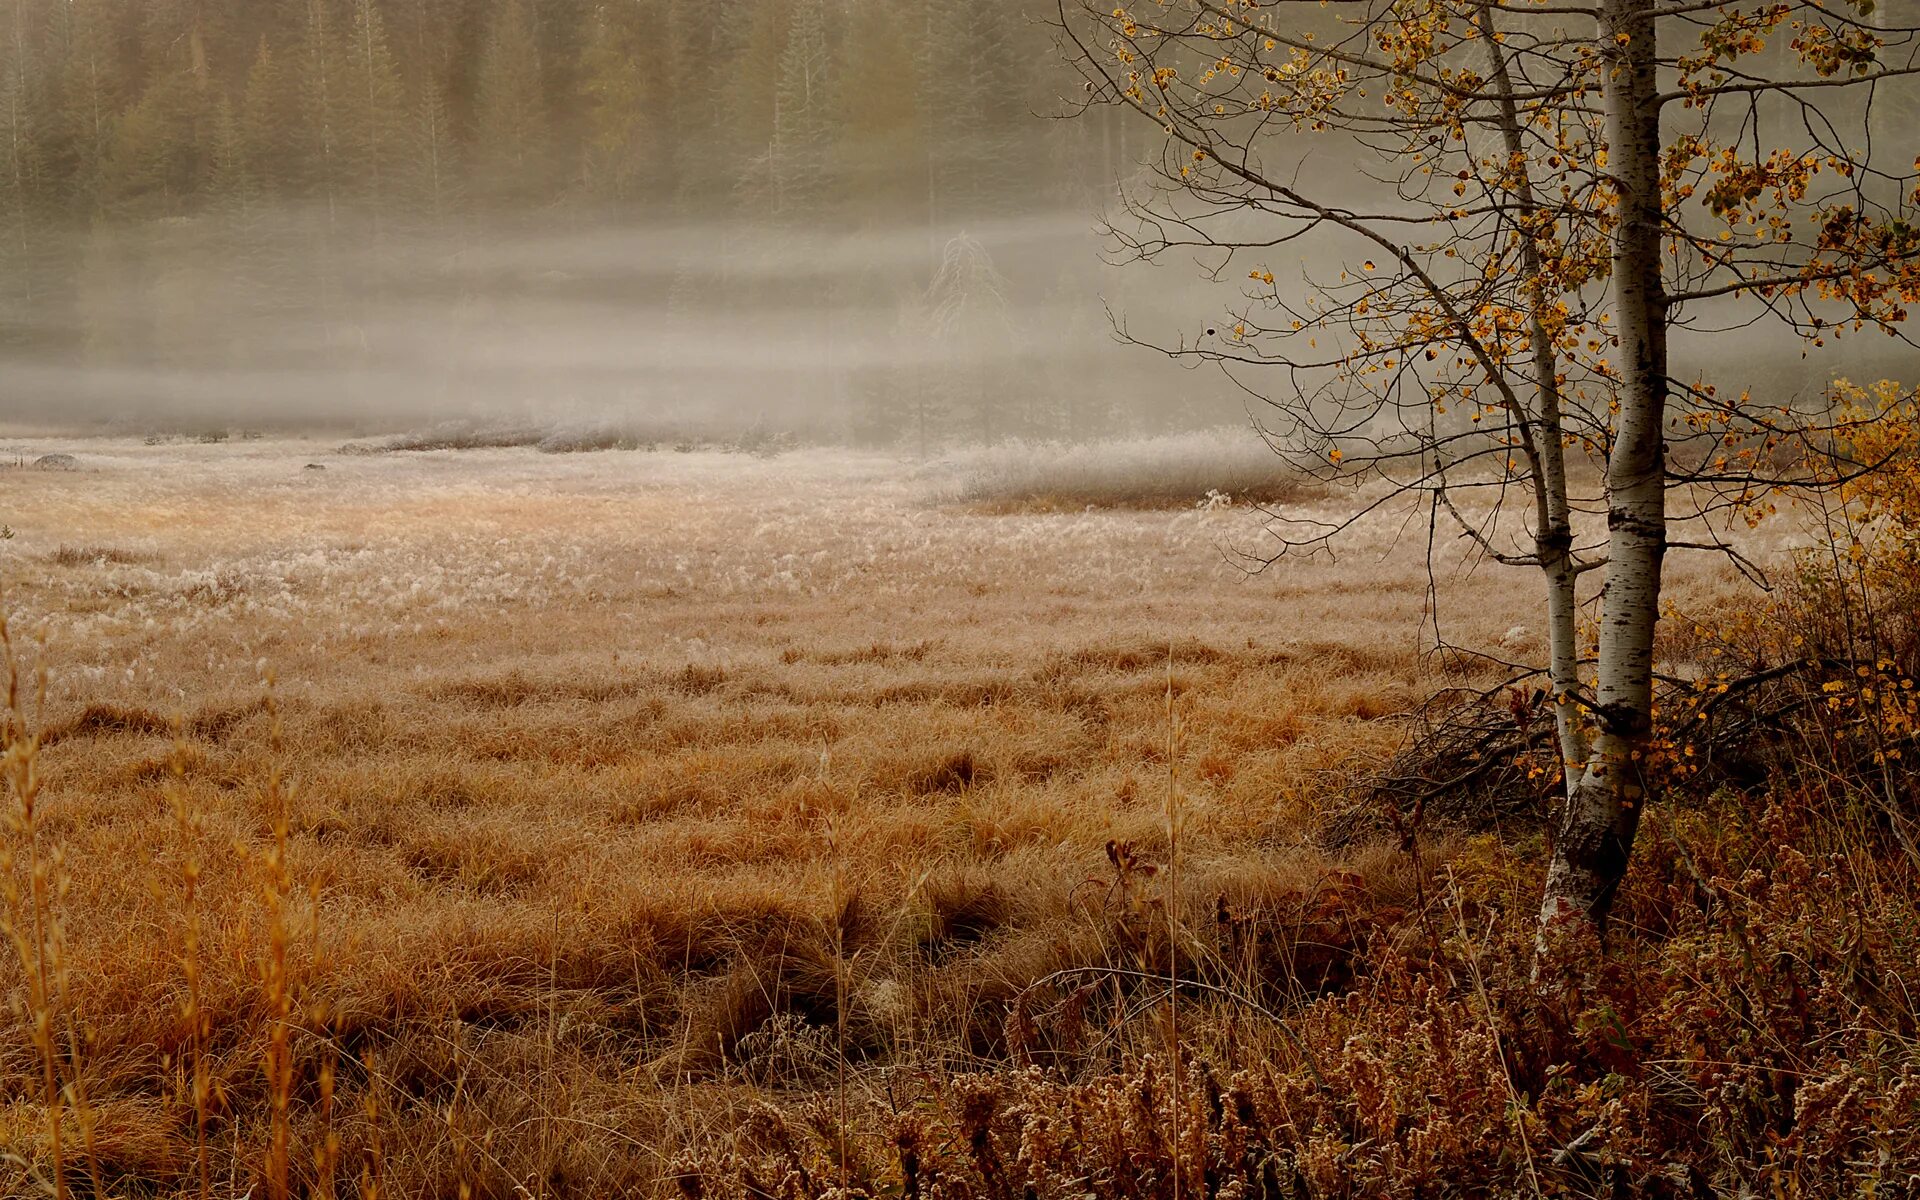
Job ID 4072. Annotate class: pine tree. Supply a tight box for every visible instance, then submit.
[577,0,652,203]
[833,5,922,226]
[101,65,211,218]
[207,93,252,211]
[921,0,1028,225]
[719,0,784,207]
[0,3,42,328]
[241,37,304,196]
[407,69,458,220]
[50,0,117,219]
[340,0,408,217]
[771,0,830,223]
[471,0,548,205]
[923,232,1013,442]
[295,0,345,217]
[662,0,720,217]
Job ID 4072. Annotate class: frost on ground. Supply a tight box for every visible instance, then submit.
[0,433,1765,705]
[927,427,1325,510]
[0,433,1768,1195]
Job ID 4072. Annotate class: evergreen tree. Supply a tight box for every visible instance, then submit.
[50,0,118,218]
[771,0,830,223]
[241,37,304,196]
[577,0,652,203]
[340,0,408,215]
[922,0,1028,225]
[471,0,547,205]
[923,232,1013,442]
[662,0,720,217]
[0,8,42,327]
[295,0,345,216]
[101,66,211,218]
[833,5,922,226]
[407,68,458,219]
[719,0,784,207]
[207,93,251,210]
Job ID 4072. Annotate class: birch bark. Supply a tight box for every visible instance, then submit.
[1478,1,1592,781]
[1539,0,1668,937]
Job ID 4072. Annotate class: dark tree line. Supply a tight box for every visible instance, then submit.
[0,0,1174,441]
[0,0,1111,228]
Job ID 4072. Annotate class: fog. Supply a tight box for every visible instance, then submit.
[1,208,1223,436]
[2,203,1877,446]
[0,0,1245,443]
[0,0,1901,445]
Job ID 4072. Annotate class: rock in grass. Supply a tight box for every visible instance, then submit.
[33,453,77,471]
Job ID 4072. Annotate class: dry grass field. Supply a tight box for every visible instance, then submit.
[0,434,1835,1196]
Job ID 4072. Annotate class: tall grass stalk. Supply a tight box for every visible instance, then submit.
[169,734,214,1200]
[542,906,560,1200]
[826,811,850,1192]
[360,1048,384,1200]
[1163,645,1184,1200]
[1446,866,1545,1200]
[2,616,67,1200]
[449,1026,473,1200]
[260,681,295,1200]
[313,880,339,1200]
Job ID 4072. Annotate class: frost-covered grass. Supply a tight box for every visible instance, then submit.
[341,412,793,455]
[932,427,1323,511]
[342,418,550,453]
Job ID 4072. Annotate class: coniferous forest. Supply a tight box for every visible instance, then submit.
[0,0,1175,435]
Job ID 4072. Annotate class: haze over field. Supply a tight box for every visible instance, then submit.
[0,0,1248,435]
[0,0,1901,437]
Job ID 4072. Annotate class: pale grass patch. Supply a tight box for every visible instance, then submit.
[927,427,1323,511]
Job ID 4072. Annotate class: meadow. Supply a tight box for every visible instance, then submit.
[0,433,1908,1199]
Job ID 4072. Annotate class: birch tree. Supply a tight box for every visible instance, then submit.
[1059,0,1920,948]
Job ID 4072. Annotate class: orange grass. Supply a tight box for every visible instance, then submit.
[0,437,1759,1195]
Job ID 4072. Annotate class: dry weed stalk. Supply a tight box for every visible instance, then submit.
[259,679,297,1200]
[825,810,850,1192]
[2,615,67,1200]
[1162,645,1185,1200]
[448,1021,473,1200]
[1445,866,1546,1200]
[168,731,215,1200]
[360,1048,384,1200]
[312,880,339,1200]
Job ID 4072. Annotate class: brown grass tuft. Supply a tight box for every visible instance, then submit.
[905,749,988,796]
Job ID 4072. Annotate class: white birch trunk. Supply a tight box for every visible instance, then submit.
[1478,2,1591,778]
[1539,0,1667,939]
